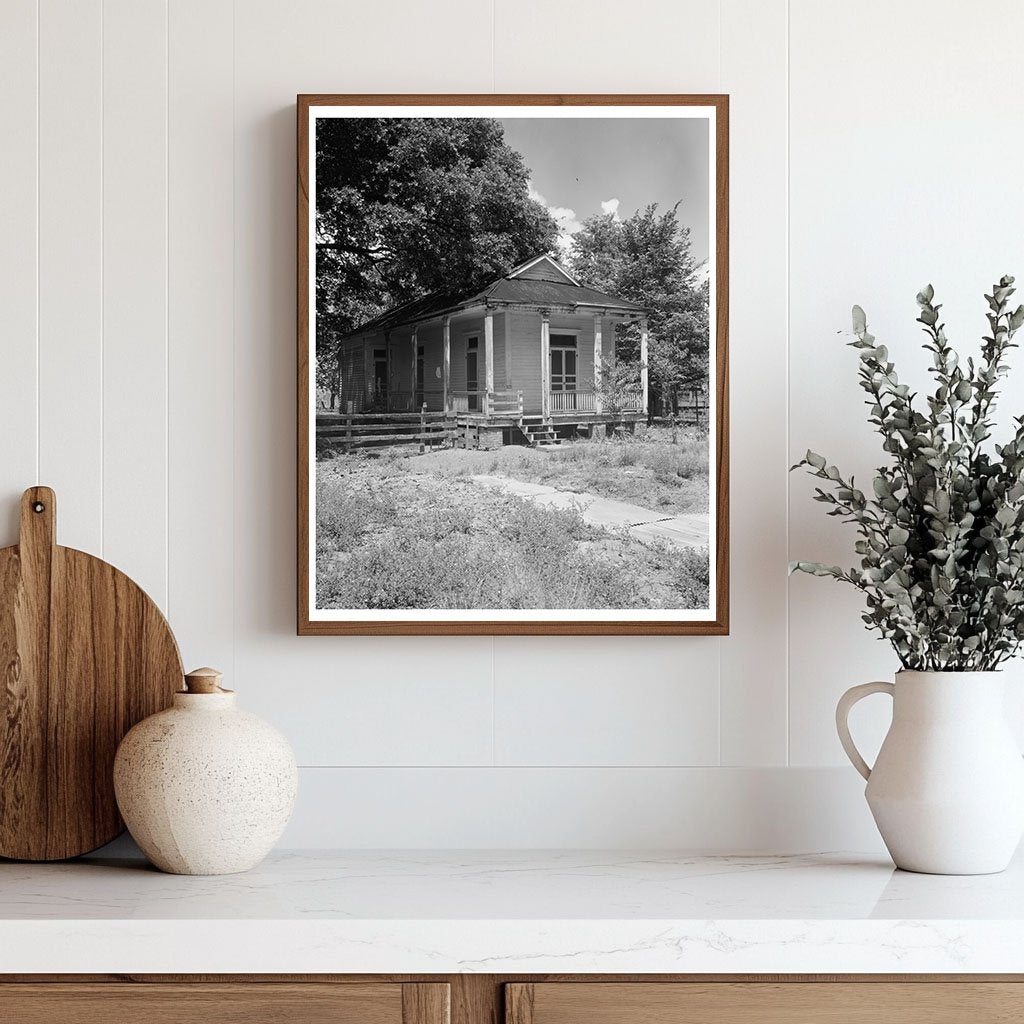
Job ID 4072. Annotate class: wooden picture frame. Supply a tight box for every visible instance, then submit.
[298,94,729,635]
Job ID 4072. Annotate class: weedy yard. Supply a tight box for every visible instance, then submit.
[397,426,709,516]
[316,430,710,611]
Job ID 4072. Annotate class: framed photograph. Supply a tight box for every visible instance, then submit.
[298,94,728,635]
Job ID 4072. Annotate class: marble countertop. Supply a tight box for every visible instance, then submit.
[3,848,1024,974]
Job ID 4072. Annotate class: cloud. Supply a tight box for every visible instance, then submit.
[529,181,582,254]
[600,197,621,218]
[547,206,583,237]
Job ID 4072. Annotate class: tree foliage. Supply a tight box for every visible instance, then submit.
[316,118,557,334]
[593,358,644,414]
[792,279,1024,671]
[567,203,709,413]
[314,117,558,404]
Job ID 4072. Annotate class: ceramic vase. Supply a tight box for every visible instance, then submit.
[114,667,297,875]
[837,670,1024,875]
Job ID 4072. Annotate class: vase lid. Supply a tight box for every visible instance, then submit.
[182,667,235,696]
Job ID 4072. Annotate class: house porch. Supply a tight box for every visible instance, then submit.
[338,308,648,422]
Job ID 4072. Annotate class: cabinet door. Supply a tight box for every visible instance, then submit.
[506,981,1023,1023]
[0,982,449,1024]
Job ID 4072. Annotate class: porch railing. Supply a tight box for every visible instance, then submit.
[359,388,446,413]
[446,390,523,416]
[618,388,643,413]
[448,391,472,414]
[488,390,524,416]
[549,390,597,414]
[383,390,417,413]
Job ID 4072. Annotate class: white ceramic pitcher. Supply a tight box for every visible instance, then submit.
[837,670,1024,875]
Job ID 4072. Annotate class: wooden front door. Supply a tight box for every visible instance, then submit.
[466,336,479,411]
[373,347,388,404]
[550,335,578,411]
[549,336,577,391]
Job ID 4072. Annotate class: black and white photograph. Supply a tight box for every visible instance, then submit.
[298,97,728,634]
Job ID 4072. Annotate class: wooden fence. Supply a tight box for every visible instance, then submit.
[316,406,454,452]
[673,395,710,427]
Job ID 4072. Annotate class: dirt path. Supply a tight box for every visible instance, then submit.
[471,474,710,549]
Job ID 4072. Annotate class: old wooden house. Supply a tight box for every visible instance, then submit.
[330,254,648,447]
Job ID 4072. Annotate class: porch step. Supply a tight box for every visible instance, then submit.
[519,419,560,447]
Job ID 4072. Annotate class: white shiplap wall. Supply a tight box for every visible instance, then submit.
[2,0,1020,850]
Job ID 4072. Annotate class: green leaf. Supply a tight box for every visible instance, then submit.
[851,305,867,335]
[789,561,845,579]
[794,279,1024,671]
[997,505,1017,527]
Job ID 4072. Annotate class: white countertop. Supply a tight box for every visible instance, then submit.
[3,849,1024,974]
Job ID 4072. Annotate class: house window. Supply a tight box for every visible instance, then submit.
[373,347,388,399]
[550,334,577,392]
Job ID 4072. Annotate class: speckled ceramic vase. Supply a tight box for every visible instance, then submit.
[113,667,298,875]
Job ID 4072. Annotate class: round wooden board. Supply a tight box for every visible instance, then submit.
[0,487,183,861]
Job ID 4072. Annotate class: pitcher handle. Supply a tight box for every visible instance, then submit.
[836,681,895,780]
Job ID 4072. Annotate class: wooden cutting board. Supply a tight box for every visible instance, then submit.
[0,486,183,861]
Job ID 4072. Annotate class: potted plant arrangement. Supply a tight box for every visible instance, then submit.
[793,278,1024,875]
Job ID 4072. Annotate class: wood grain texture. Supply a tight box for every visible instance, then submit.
[403,982,452,1024]
[504,983,534,1024]
[0,983,406,1024]
[504,981,1024,1023]
[296,94,729,636]
[451,975,501,1024]
[0,487,183,861]
[6,973,1024,985]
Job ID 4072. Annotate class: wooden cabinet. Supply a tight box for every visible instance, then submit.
[505,981,1024,1024]
[0,982,449,1024]
[6,976,1024,1023]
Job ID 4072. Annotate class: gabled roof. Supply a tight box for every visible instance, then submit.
[505,253,580,286]
[333,253,645,338]
[478,276,645,311]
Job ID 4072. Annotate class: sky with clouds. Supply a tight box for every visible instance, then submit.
[497,116,710,265]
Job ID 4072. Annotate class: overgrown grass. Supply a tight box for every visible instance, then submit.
[316,459,709,610]
[395,427,709,515]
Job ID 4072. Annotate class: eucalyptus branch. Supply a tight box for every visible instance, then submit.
[792,280,1024,672]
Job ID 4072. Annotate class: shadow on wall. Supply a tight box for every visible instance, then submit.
[236,104,300,636]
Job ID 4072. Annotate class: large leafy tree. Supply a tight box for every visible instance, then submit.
[315,118,558,402]
[568,203,709,416]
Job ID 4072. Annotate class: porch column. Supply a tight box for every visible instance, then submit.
[442,316,451,413]
[503,311,512,389]
[540,313,550,419]
[639,317,649,417]
[410,327,418,410]
[384,331,392,411]
[362,338,370,411]
[593,315,603,414]
[484,311,494,415]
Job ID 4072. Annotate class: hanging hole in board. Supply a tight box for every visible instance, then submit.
[32,502,45,514]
